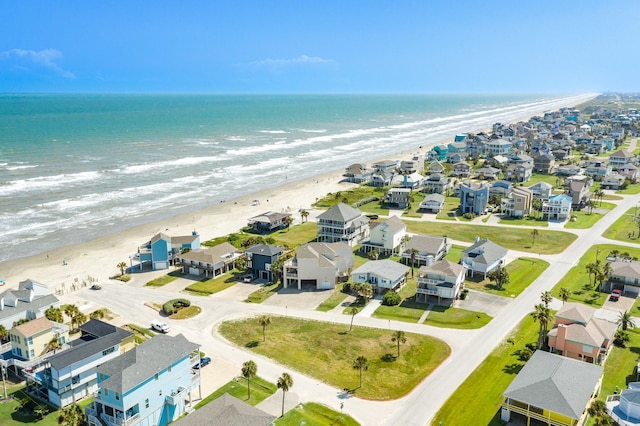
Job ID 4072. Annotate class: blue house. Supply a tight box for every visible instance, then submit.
[460,182,489,215]
[133,232,200,271]
[86,334,201,426]
[429,145,448,161]
[245,244,284,282]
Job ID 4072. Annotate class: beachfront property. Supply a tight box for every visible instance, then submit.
[459,182,489,215]
[9,316,69,361]
[501,350,603,426]
[247,211,292,233]
[0,279,60,330]
[283,242,354,290]
[428,145,448,161]
[244,244,284,283]
[415,260,466,305]
[500,186,533,218]
[343,163,372,183]
[26,319,135,408]
[419,193,445,213]
[400,153,424,174]
[86,334,201,426]
[542,194,572,221]
[547,302,617,364]
[172,393,275,426]
[461,238,508,279]
[360,216,406,256]
[385,187,412,209]
[605,259,640,296]
[401,235,451,267]
[369,160,398,187]
[131,231,201,271]
[316,203,370,247]
[177,242,241,278]
[351,259,409,294]
[528,181,553,200]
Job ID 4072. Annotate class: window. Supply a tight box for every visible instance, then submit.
[72,375,80,385]
[167,365,171,373]
[154,373,158,381]
[102,346,115,356]
[145,399,149,409]
[104,389,109,397]
[30,349,35,358]
[115,392,120,401]
[159,390,162,396]
[27,337,33,345]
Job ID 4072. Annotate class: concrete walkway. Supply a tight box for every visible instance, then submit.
[357,296,382,317]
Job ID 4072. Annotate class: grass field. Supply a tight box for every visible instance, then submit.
[194,376,276,409]
[184,270,241,295]
[404,221,577,254]
[316,283,349,312]
[422,305,492,329]
[275,402,360,426]
[464,257,549,298]
[436,197,462,221]
[602,207,640,242]
[498,215,548,227]
[245,282,282,303]
[445,244,466,263]
[219,316,451,400]
[145,270,184,287]
[170,305,201,319]
[564,201,616,229]
[313,186,387,209]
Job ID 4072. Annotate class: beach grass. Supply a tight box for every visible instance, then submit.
[403,221,577,254]
[194,376,276,409]
[218,316,450,400]
[245,282,282,303]
[184,270,241,295]
[313,186,387,209]
[432,315,538,426]
[170,305,201,319]
[464,257,549,298]
[497,215,548,227]
[316,283,349,312]
[145,270,184,287]
[602,207,640,242]
[275,402,360,426]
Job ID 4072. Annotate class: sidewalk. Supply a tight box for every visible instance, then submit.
[358,296,382,318]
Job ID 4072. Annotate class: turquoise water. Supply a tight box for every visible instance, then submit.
[0,93,593,263]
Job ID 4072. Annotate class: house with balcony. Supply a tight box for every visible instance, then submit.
[452,161,472,178]
[360,216,406,256]
[132,232,200,271]
[422,173,450,194]
[609,149,636,168]
[542,194,572,221]
[618,163,639,183]
[86,334,201,426]
[27,319,135,408]
[400,154,424,174]
[398,172,425,190]
[283,242,353,290]
[178,242,240,278]
[426,160,445,175]
[527,181,553,201]
[401,235,451,267]
[9,316,69,361]
[244,244,284,283]
[532,152,556,173]
[460,182,489,215]
[247,211,292,234]
[555,164,582,176]
[547,302,617,364]
[172,393,275,426]
[428,145,448,161]
[418,193,445,213]
[501,187,533,218]
[316,203,369,247]
[601,172,626,190]
[606,259,640,297]
[605,382,640,425]
[385,188,412,209]
[501,350,603,426]
[461,238,508,279]
[568,179,591,209]
[489,180,513,198]
[343,163,372,184]
[504,163,533,183]
[486,138,513,156]
[0,279,60,330]
[416,260,466,305]
[351,259,409,294]
[474,166,501,180]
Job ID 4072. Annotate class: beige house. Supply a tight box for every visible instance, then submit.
[416,260,466,305]
[283,242,354,290]
[10,317,69,361]
[501,186,533,217]
[178,242,241,278]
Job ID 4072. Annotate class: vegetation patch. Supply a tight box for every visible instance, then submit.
[316,283,349,312]
[444,244,465,263]
[184,270,241,295]
[597,327,640,404]
[275,402,360,426]
[162,298,191,316]
[422,306,492,329]
[313,186,387,209]
[372,302,425,323]
[245,282,282,303]
[194,376,276,409]
[436,197,462,221]
[603,207,640,242]
[170,305,201,319]
[219,316,451,400]
[464,257,549,297]
[564,202,615,229]
[145,270,185,287]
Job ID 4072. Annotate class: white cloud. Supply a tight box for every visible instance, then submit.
[246,54,337,73]
[0,48,75,78]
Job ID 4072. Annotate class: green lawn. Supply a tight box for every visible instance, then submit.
[372,301,426,323]
[170,305,201,319]
[597,328,640,405]
[313,186,387,209]
[269,222,318,247]
[404,221,577,254]
[194,376,276,409]
[316,283,349,312]
[498,215,548,227]
[358,200,391,216]
[275,402,360,426]
[603,207,640,242]
[617,183,640,195]
[184,270,241,295]
[525,174,563,188]
[145,270,184,287]
[422,305,492,329]
[432,315,539,426]
[551,244,640,306]
[464,257,550,298]
[436,197,462,221]
[219,316,451,400]
[245,282,282,303]
[445,244,465,263]
[564,202,616,229]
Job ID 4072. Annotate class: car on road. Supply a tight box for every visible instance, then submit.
[193,356,211,369]
[151,320,170,333]
[610,289,622,301]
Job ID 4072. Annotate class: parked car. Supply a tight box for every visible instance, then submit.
[151,320,170,333]
[193,357,211,369]
[610,289,622,301]
[243,274,255,283]
[91,283,102,290]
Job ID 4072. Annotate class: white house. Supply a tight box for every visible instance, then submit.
[416,260,466,305]
[360,216,406,256]
[0,279,60,330]
[283,242,354,290]
[461,238,508,278]
[351,260,409,294]
[542,194,572,221]
[316,203,370,247]
[401,235,451,266]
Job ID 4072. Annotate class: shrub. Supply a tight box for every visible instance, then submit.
[462,212,477,220]
[382,291,401,306]
[116,275,131,282]
[162,298,191,316]
[342,282,352,294]
[518,347,533,361]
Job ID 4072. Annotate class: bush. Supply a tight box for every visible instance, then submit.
[518,347,533,361]
[342,282,352,294]
[382,291,401,306]
[462,212,477,220]
[116,275,131,282]
[459,289,469,300]
[162,298,191,316]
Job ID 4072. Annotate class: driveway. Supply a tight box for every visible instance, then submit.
[456,289,513,317]
[215,282,263,301]
[262,287,333,310]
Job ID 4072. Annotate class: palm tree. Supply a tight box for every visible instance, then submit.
[300,210,309,223]
[270,257,285,283]
[90,309,105,320]
[46,337,62,354]
[284,216,294,231]
[593,187,605,206]
[241,360,257,400]
[531,228,539,246]
[585,263,599,286]
[45,306,64,323]
[117,261,127,276]
[531,303,553,349]
[63,304,79,320]
[0,325,8,343]
[57,402,84,426]
[618,310,635,331]
[352,356,369,388]
[409,248,419,278]
[72,312,87,331]
[277,372,293,417]
[348,306,359,331]
[532,198,543,218]
[559,287,570,304]
[540,291,553,307]
[600,262,613,290]
[391,330,407,358]
[487,261,510,290]
[258,315,271,342]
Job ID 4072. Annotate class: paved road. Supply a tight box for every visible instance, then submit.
[68,190,640,426]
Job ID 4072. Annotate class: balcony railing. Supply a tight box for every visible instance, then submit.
[502,402,572,426]
[416,288,439,296]
[417,278,441,285]
[166,386,188,406]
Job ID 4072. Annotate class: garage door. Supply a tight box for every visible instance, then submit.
[320,281,331,290]
[189,267,200,275]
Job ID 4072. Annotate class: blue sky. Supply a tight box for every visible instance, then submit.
[1,1,638,93]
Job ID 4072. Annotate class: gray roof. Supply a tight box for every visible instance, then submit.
[503,350,603,420]
[405,235,446,255]
[248,211,291,224]
[352,259,409,281]
[180,242,238,264]
[0,285,59,322]
[172,393,275,426]
[610,260,640,281]
[317,203,363,222]
[375,216,406,234]
[98,334,199,394]
[462,238,508,264]
[245,244,284,257]
[423,193,445,203]
[48,320,133,370]
[422,260,465,278]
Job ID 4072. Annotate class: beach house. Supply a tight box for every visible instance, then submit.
[343,163,372,184]
[178,242,240,278]
[527,181,553,200]
[416,260,466,305]
[461,238,508,278]
[542,194,572,221]
[385,187,412,209]
[460,182,489,215]
[244,244,284,283]
[247,211,292,233]
[606,259,640,296]
[418,193,445,213]
[86,334,201,426]
[171,393,275,426]
[360,216,406,256]
[316,203,369,247]
[452,161,472,178]
[283,242,354,290]
[132,231,200,271]
[0,279,60,330]
[500,186,533,218]
[351,259,409,294]
[9,316,69,361]
[422,173,450,194]
[401,235,451,267]
[609,149,636,168]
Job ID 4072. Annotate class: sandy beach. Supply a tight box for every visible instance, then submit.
[0,99,591,291]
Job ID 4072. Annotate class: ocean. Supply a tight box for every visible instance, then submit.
[0,93,595,264]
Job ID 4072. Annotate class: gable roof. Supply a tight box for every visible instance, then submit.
[503,351,603,420]
[0,280,58,322]
[462,239,508,264]
[422,260,466,278]
[172,393,275,426]
[405,235,446,255]
[555,302,594,325]
[245,244,284,257]
[180,242,239,264]
[98,334,199,395]
[248,211,291,225]
[317,203,363,222]
[13,316,54,337]
[352,260,409,281]
[375,216,406,234]
[610,260,640,281]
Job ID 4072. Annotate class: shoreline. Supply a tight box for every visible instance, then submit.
[0,96,594,288]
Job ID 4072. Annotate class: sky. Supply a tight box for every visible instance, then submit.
[0,1,638,94]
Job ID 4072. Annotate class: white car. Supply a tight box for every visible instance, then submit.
[151,320,170,333]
